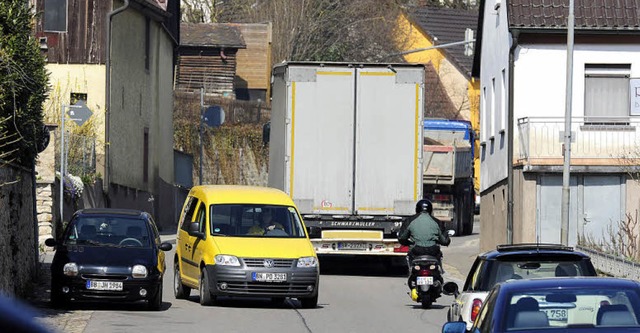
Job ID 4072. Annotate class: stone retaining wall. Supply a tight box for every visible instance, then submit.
[0,165,37,297]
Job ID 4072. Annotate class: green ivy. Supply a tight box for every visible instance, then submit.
[0,0,49,167]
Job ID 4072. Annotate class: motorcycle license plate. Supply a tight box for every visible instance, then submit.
[417,276,433,286]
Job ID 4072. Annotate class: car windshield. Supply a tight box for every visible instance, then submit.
[63,216,151,248]
[209,204,306,238]
[479,260,592,291]
[505,287,640,330]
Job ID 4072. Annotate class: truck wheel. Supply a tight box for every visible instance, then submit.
[174,261,191,299]
[463,213,473,235]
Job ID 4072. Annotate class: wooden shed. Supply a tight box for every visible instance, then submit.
[177,23,246,98]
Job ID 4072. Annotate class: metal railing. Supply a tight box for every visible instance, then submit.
[517,116,640,164]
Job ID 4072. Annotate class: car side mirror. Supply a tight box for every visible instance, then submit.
[442,281,459,297]
[307,226,321,238]
[188,222,205,238]
[45,238,57,247]
[159,242,173,251]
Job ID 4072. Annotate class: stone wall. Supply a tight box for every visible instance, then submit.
[0,165,37,297]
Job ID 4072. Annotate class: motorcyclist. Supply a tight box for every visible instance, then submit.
[397,198,451,270]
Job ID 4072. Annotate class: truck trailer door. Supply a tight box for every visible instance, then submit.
[354,66,424,216]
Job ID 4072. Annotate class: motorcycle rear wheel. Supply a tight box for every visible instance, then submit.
[421,294,432,309]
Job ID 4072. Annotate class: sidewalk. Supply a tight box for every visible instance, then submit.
[26,253,92,333]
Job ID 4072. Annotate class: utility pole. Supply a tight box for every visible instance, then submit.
[561,0,575,245]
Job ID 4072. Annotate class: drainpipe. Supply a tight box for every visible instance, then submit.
[507,30,519,244]
[105,0,130,199]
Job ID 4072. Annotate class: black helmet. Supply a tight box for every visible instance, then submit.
[415,199,433,214]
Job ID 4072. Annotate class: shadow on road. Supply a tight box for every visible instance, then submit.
[319,256,408,277]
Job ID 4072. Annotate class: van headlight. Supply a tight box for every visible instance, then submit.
[297,257,318,268]
[132,265,148,278]
[215,255,240,266]
[63,263,78,276]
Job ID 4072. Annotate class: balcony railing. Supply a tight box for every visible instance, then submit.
[517,116,640,165]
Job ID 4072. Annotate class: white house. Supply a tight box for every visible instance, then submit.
[475,0,640,253]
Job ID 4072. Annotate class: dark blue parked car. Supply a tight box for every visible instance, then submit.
[45,208,172,310]
[443,277,640,333]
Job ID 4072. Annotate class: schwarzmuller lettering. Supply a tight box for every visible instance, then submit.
[329,221,376,227]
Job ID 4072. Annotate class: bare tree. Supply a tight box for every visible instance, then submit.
[183,0,408,65]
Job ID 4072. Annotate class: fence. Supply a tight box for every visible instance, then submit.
[54,131,97,178]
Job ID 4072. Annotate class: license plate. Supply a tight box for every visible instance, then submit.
[544,308,568,321]
[338,242,367,250]
[86,280,123,291]
[252,272,287,282]
[417,276,433,286]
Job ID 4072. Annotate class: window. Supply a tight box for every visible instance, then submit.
[482,87,487,141]
[585,64,630,123]
[501,69,506,132]
[179,197,197,231]
[490,78,495,137]
[44,0,67,32]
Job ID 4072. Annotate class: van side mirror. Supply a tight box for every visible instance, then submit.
[188,222,205,238]
[159,242,173,251]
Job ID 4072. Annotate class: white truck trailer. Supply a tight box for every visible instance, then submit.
[268,62,425,259]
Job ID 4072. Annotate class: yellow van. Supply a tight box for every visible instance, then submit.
[173,185,319,308]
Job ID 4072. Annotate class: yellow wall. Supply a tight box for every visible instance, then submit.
[396,12,481,193]
[44,64,106,173]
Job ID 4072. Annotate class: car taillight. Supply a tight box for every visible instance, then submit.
[471,298,483,322]
[394,245,410,253]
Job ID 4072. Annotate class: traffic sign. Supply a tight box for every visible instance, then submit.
[203,105,225,127]
[67,100,93,126]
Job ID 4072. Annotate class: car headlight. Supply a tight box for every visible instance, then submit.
[132,265,148,278]
[215,255,240,266]
[297,256,318,268]
[63,263,78,276]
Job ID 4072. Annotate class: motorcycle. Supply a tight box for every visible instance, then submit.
[408,254,444,308]
[407,229,455,309]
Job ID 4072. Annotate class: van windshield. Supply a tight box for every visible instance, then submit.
[209,204,307,238]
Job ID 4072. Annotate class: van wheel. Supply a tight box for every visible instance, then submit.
[199,268,216,306]
[300,294,318,309]
[174,262,191,299]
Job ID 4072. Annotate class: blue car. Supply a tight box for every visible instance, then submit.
[443,277,640,332]
[45,208,173,310]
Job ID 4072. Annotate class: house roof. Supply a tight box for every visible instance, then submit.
[472,0,640,78]
[180,23,246,48]
[407,6,479,78]
[508,0,640,31]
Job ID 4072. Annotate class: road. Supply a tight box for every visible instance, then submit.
[35,218,480,333]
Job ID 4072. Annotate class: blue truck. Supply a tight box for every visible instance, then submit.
[422,119,475,236]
